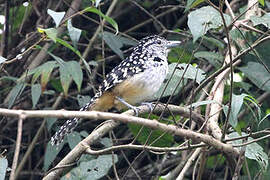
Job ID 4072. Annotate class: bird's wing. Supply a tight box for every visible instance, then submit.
[98,54,148,96]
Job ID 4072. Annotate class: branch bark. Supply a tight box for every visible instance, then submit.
[9,116,24,180]
[0,104,239,179]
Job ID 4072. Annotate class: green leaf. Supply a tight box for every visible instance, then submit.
[38,28,58,42]
[153,63,205,99]
[0,56,7,65]
[67,19,82,48]
[238,62,270,92]
[102,31,137,60]
[258,0,265,6]
[55,38,81,58]
[223,93,249,128]
[43,141,65,171]
[204,36,225,50]
[185,0,205,12]
[128,124,174,147]
[10,3,30,32]
[55,38,92,75]
[78,154,95,164]
[194,51,223,67]
[118,35,138,46]
[238,82,252,92]
[0,156,8,180]
[77,95,91,108]
[224,93,261,128]
[100,137,113,147]
[40,61,57,91]
[80,131,89,138]
[176,63,206,84]
[194,51,223,61]
[45,116,58,131]
[84,7,119,34]
[48,52,65,67]
[0,76,18,82]
[251,13,270,28]
[228,132,268,171]
[244,95,261,121]
[8,82,26,108]
[59,65,72,96]
[168,47,194,63]
[188,6,231,42]
[229,28,248,48]
[47,9,65,28]
[66,61,83,92]
[67,131,82,149]
[31,84,41,108]
[31,67,42,84]
[51,55,82,93]
[62,155,118,180]
[22,61,57,83]
[153,64,185,99]
[259,113,270,126]
[102,32,124,59]
[50,79,63,92]
[48,53,83,94]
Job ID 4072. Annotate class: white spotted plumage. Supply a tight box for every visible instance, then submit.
[51,35,181,145]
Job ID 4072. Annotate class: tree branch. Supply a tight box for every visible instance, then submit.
[9,116,24,180]
[0,104,239,179]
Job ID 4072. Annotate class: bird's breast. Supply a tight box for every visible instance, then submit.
[113,62,168,105]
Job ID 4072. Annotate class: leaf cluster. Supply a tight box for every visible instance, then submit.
[1,0,270,179]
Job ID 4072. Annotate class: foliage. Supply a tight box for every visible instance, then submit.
[188,6,231,42]
[229,132,268,171]
[62,154,118,180]
[1,0,270,179]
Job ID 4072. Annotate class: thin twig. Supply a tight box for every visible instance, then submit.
[232,134,270,147]
[225,0,235,19]
[176,147,202,180]
[232,137,247,180]
[124,5,183,33]
[212,1,235,141]
[85,143,206,155]
[193,35,270,98]
[1,36,45,66]
[224,130,270,142]
[82,0,119,59]
[14,94,63,180]
[129,0,167,31]
[9,115,24,180]
[109,132,120,180]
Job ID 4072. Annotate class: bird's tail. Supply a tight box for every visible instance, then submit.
[50,99,96,146]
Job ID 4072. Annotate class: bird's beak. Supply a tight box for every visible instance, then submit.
[166,41,182,48]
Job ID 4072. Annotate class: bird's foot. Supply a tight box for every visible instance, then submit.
[116,96,140,116]
[141,102,155,112]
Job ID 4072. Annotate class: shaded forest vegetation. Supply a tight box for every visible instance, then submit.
[1,0,270,180]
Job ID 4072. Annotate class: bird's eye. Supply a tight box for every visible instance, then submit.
[156,40,162,44]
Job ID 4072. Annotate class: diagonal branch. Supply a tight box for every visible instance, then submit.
[0,104,239,179]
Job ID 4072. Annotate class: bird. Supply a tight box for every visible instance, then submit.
[51,35,181,145]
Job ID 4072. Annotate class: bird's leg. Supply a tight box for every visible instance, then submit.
[141,102,155,112]
[116,96,139,116]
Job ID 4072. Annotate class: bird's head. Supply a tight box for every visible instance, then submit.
[135,35,182,57]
